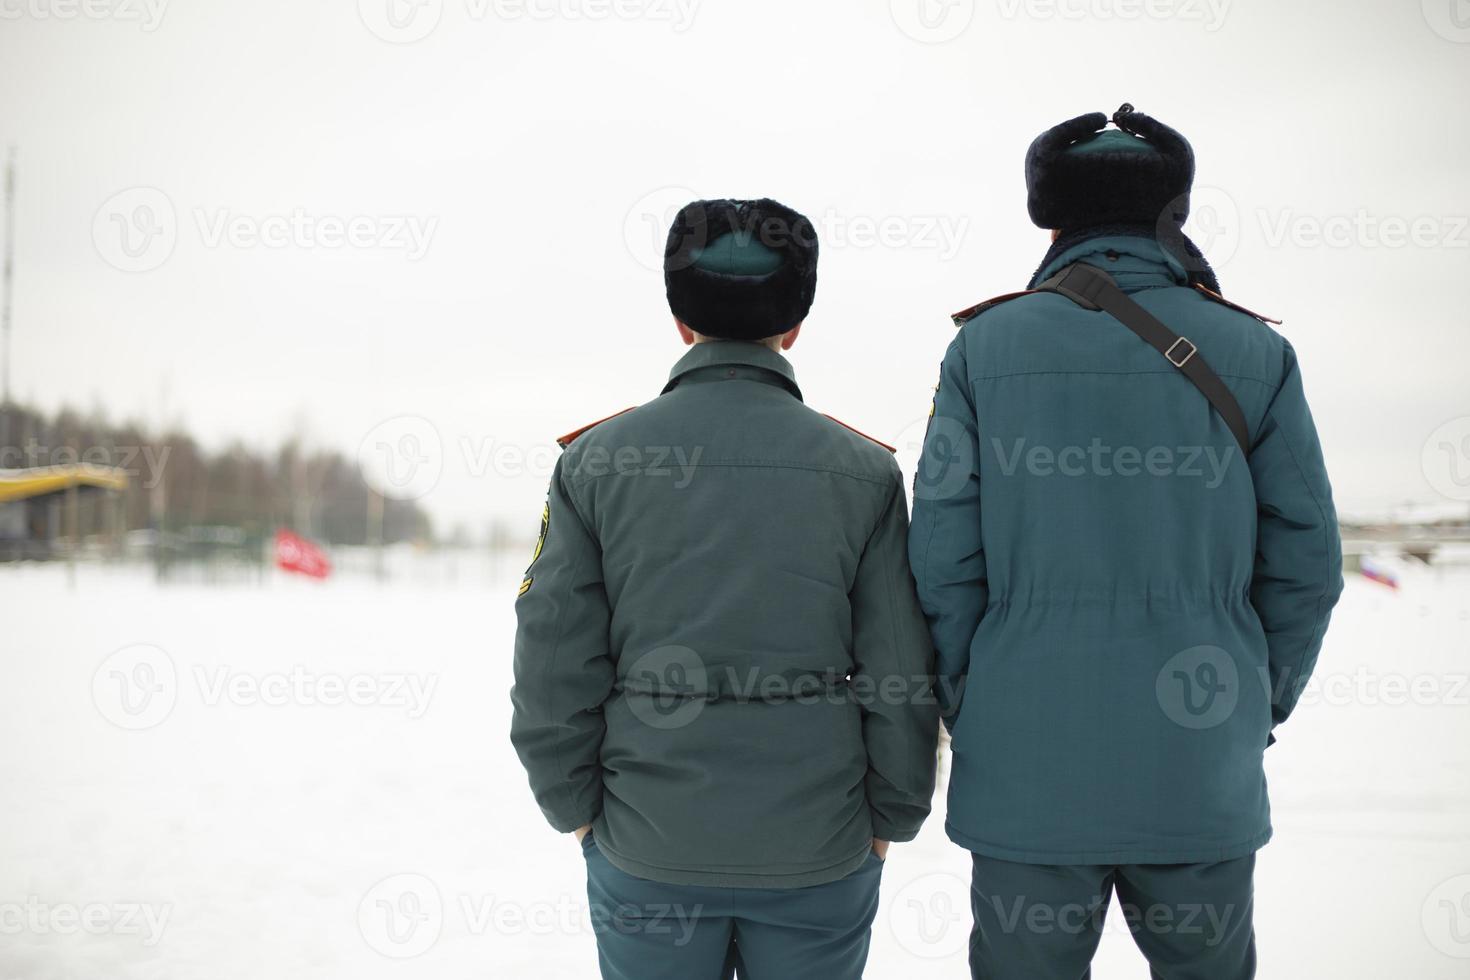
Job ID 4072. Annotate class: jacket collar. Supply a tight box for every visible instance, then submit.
[1034,233,1190,292]
[662,341,803,401]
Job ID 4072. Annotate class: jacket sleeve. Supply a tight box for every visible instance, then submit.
[907,338,987,730]
[849,473,939,842]
[510,455,615,832]
[1248,340,1343,731]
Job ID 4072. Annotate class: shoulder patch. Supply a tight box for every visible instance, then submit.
[823,414,897,453]
[951,289,1040,327]
[556,407,637,449]
[1194,285,1281,325]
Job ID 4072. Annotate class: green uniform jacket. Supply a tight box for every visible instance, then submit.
[512,341,939,888]
[910,234,1343,865]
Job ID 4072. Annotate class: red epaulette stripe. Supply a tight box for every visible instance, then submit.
[556,407,637,449]
[823,415,897,454]
[1194,285,1281,325]
[951,290,1041,326]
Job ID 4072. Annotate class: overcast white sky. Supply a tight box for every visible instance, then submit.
[1,0,1467,532]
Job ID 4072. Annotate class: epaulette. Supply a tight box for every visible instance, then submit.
[823,414,897,453]
[950,290,1040,327]
[556,408,636,449]
[1194,285,1281,325]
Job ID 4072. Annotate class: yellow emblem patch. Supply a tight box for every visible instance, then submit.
[518,500,550,597]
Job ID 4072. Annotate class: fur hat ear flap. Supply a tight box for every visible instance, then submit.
[1026,111,1108,173]
[1111,108,1192,174]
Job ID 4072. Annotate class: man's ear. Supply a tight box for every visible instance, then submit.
[779,323,802,351]
[675,318,697,346]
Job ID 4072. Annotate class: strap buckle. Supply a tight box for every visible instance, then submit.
[1165,337,1197,368]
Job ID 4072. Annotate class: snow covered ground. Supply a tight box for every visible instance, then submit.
[1,557,1467,979]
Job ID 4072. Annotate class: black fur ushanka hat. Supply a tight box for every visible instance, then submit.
[1025,104,1195,232]
[664,198,818,342]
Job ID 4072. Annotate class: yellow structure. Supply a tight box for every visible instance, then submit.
[0,464,129,560]
[0,464,128,503]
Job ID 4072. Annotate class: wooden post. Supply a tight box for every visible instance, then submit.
[65,482,78,589]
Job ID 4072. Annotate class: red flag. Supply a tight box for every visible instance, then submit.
[275,528,332,580]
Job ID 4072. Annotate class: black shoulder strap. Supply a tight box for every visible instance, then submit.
[1036,263,1251,455]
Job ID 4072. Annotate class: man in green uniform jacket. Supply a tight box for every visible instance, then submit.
[511,198,939,980]
[909,106,1343,978]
